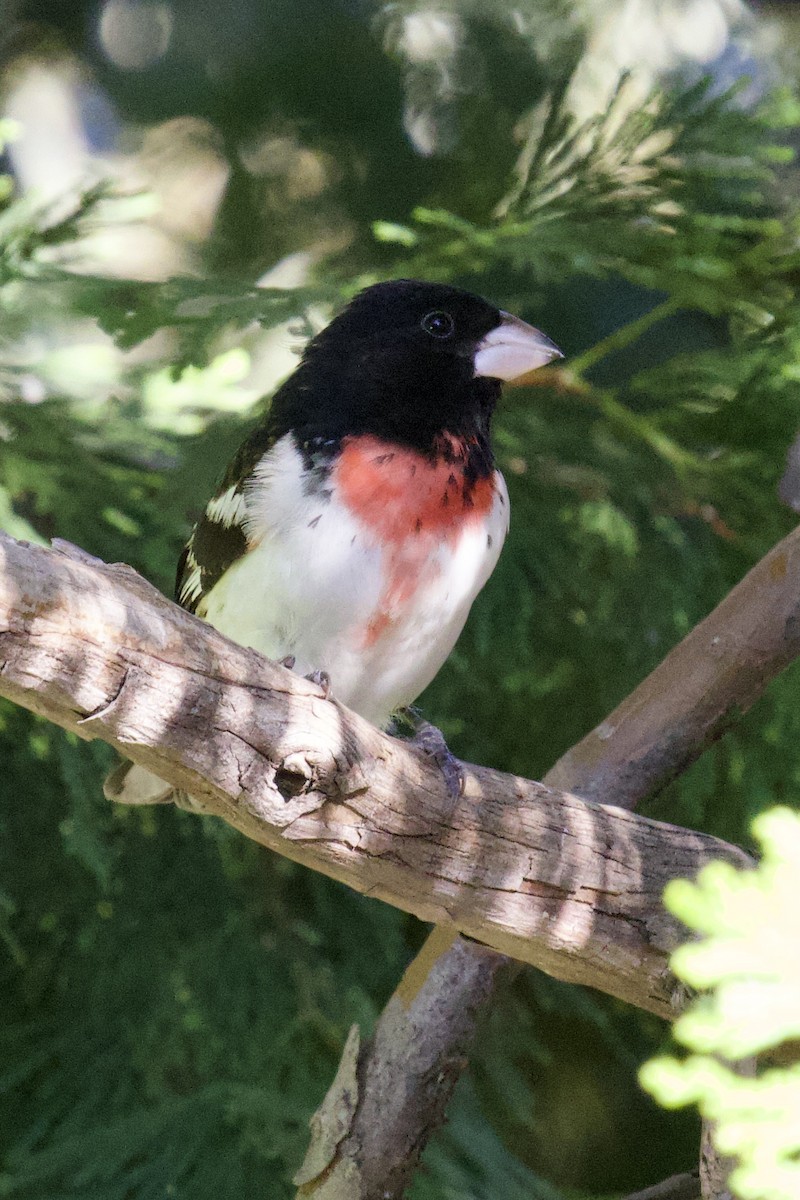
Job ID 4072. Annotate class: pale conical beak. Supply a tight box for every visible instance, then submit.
[474,311,563,382]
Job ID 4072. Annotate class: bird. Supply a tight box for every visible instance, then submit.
[105,278,561,805]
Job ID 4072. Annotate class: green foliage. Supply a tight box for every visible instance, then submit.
[641,808,800,1200]
[375,75,795,314]
[0,710,411,1199]
[2,8,800,1197]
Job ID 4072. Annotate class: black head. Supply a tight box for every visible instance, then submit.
[269,279,561,454]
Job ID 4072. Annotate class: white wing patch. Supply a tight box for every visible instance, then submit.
[179,560,204,607]
[205,486,249,530]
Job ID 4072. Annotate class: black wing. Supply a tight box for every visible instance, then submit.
[175,422,277,614]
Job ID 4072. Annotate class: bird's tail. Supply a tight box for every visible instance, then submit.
[103,759,175,806]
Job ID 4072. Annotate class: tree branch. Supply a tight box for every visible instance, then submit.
[623,1171,701,1200]
[546,529,800,807]
[0,530,743,1020]
[298,523,800,1198]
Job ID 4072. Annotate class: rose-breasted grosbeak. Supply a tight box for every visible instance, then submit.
[106,279,561,804]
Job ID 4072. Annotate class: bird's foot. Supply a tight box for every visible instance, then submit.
[278,656,331,700]
[394,707,464,799]
[305,668,332,699]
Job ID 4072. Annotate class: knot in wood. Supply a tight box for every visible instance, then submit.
[274,751,317,800]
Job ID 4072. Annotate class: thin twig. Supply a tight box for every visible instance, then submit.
[567,297,680,376]
[623,1170,701,1200]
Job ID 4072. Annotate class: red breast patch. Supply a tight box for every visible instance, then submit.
[333,434,498,648]
[334,433,494,545]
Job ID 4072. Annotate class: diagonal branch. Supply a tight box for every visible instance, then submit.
[0,531,744,1021]
[298,522,800,1199]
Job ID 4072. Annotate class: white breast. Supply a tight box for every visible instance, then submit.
[201,433,509,728]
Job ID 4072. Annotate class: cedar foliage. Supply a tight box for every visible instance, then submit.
[642,809,800,1200]
[1,4,800,1195]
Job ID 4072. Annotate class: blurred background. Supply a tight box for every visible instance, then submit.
[1,0,800,1196]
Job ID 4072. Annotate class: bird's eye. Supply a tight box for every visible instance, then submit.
[421,310,455,339]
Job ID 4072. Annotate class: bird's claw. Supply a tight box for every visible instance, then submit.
[278,656,332,699]
[395,708,464,799]
[305,669,332,699]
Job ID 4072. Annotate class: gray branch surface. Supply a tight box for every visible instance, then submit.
[298,523,800,1199]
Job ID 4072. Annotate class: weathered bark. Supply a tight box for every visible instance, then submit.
[301,523,800,1199]
[293,930,506,1200]
[697,1056,756,1200]
[0,531,744,1020]
[700,1125,734,1200]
